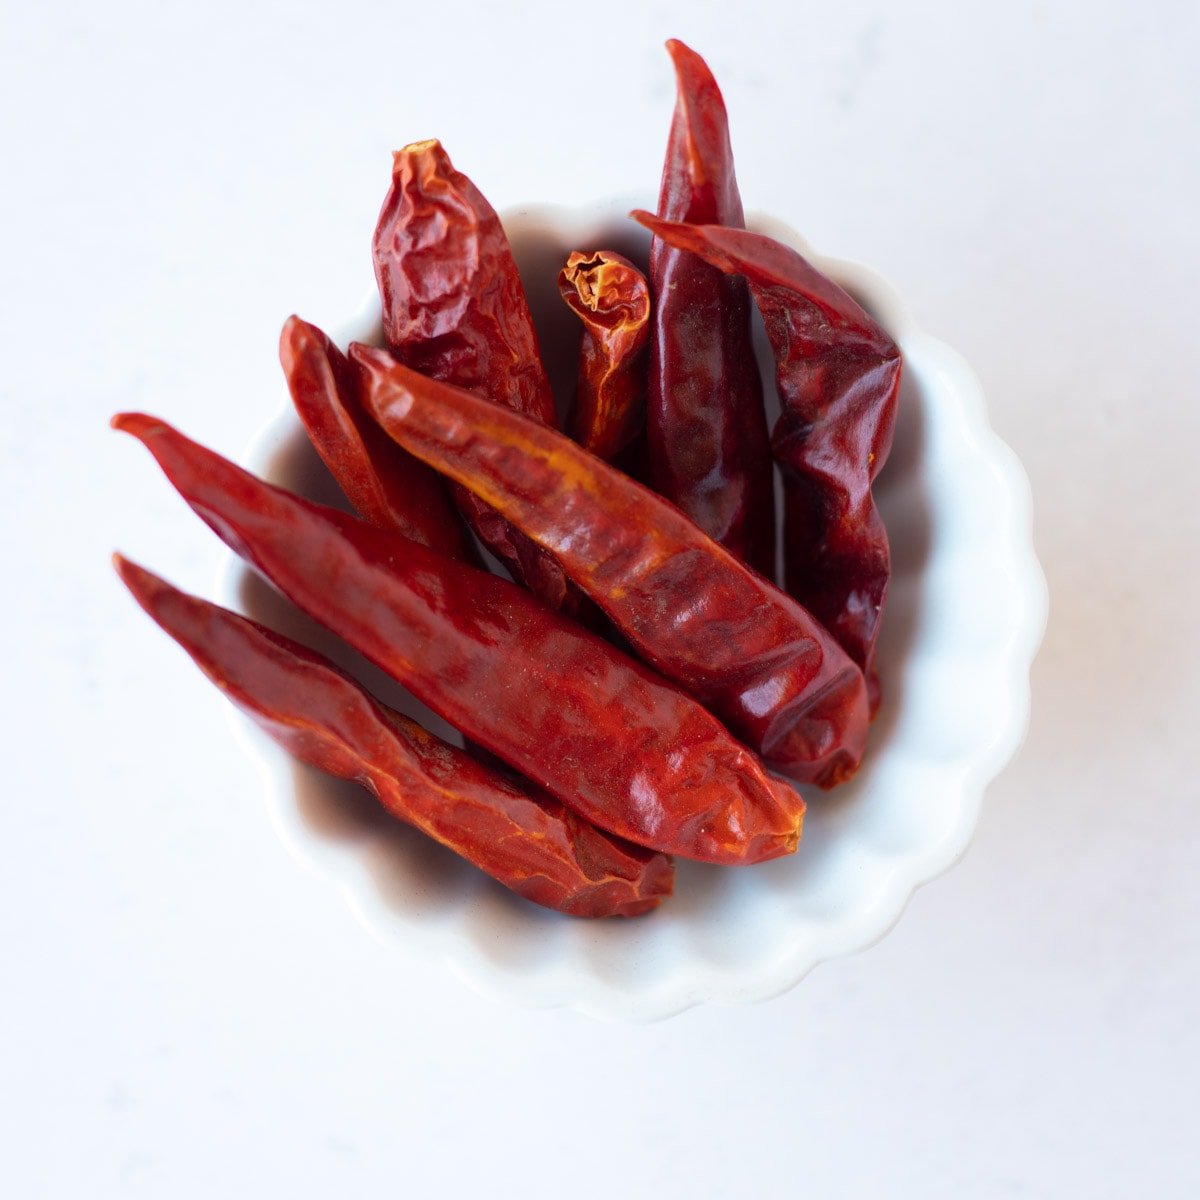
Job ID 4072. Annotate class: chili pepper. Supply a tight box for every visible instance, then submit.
[645,40,775,577]
[557,250,650,462]
[631,213,901,712]
[113,554,672,917]
[279,315,473,561]
[112,412,805,864]
[351,346,869,789]
[372,138,574,611]
[373,139,559,426]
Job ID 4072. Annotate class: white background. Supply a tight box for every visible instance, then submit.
[4,1,1197,1195]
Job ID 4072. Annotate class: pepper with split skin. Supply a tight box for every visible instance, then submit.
[373,138,574,610]
[557,250,650,462]
[112,412,805,864]
[279,315,473,560]
[645,39,774,577]
[352,345,869,788]
[632,213,901,711]
[113,555,672,917]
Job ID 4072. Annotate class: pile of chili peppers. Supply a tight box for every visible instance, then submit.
[115,41,901,919]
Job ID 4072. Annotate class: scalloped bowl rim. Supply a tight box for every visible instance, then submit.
[217,201,1047,1021]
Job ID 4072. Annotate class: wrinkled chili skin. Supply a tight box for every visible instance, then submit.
[112,413,805,864]
[352,346,869,788]
[558,250,650,462]
[373,139,558,425]
[113,555,672,917]
[646,40,775,577]
[632,214,901,711]
[279,316,473,561]
[372,139,574,610]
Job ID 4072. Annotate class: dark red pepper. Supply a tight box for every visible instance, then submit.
[557,250,650,462]
[351,345,870,788]
[280,315,473,560]
[645,40,775,577]
[113,412,806,864]
[632,213,901,711]
[113,554,674,917]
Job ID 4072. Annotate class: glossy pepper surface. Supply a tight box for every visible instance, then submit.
[645,40,774,577]
[113,554,673,917]
[633,213,901,709]
[351,345,869,788]
[112,413,805,864]
[279,315,473,560]
[557,250,650,462]
[372,139,573,610]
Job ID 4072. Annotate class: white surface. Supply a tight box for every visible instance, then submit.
[4,0,1197,1195]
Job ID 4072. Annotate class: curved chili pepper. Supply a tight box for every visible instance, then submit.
[113,555,673,917]
[112,412,805,864]
[115,555,672,916]
[631,213,901,711]
[351,345,869,789]
[645,40,774,577]
[557,250,650,462]
[372,139,574,611]
[279,315,474,561]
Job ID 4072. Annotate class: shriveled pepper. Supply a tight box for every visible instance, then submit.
[279,315,473,560]
[112,412,805,865]
[113,554,673,917]
[631,213,901,711]
[557,250,650,462]
[372,138,573,610]
[351,345,869,788]
[645,39,774,577]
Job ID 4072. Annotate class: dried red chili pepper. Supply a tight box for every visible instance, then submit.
[372,138,574,610]
[279,315,473,561]
[645,39,774,577]
[113,554,672,917]
[557,250,650,462]
[632,213,901,711]
[351,346,869,788]
[112,412,805,864]
[373,139,559,426]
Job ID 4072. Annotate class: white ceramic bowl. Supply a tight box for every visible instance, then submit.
[220,203,1047,1021]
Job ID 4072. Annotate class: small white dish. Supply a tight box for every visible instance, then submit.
[220,202,1047,1021]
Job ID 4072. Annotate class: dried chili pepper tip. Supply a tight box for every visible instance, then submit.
[114,413,206,444]
[660,40,742,214]
[111,552,674,918]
